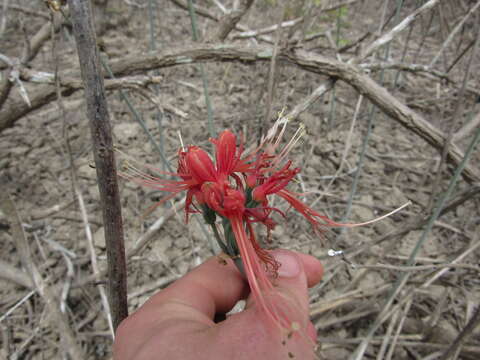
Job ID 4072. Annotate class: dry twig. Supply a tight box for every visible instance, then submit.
[68,0,128,330]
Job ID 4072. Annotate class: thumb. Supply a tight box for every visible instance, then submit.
[271,249,318,342]
[269,249,311,323]
[245,250,315,339]
[213,250,319,359]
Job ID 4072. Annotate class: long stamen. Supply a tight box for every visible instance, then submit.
[273,124,305,168]
[178,130,185,152]
[335,201,412,227]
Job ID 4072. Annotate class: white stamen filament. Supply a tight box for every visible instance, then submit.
[178,130,185,152]
[346,201,412,227]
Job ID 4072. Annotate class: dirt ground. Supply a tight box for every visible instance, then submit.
[1,0,479,359]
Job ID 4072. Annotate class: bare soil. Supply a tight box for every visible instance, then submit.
[1,1,479,359]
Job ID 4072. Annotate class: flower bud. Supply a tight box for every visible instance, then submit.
[185,146,217,183]
[214,130,237,174]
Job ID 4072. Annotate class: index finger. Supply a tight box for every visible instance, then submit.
[140,256,248,324]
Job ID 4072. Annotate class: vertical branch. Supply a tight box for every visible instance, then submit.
[67,0,128,330]
[213,0,254,41]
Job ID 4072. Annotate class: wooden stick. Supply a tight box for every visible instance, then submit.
[67,0,128,330]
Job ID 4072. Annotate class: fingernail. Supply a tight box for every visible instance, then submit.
[274,251,301,278]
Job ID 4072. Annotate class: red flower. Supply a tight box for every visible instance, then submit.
[211,130,246,176]
[120,124,406,350]
[251,160,300,202]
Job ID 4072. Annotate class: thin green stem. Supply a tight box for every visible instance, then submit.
[148,0,166,171]
[211,223,229,254]
[341,103,375,225]
[187,0,215,138]
[100,57,173,172]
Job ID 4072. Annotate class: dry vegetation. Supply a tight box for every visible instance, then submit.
[1,0,480,359]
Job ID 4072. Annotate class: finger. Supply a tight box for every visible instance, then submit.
[296,252,323,287]
[238,250,322,313]
[272,251,319,342]
[142,256,248,322]
[270,249,311,312]
[114,256,248,360]
[215,250,319,358]
[240,250,320,337]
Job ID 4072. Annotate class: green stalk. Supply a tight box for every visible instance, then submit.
[187,0,216,138]
[100,57,173,172]
[147,0,166,171]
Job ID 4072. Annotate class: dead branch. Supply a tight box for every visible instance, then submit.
[360,62,450,81]
[67,0,128,330]
[285,78,336,120]
[231,17,303,40]
[21,14,63,65]
[6,4,50,19]
[0,13,64,108]
[430,0,480,67]
[19,66,164,87]
[169,0,217,22]
[169,0,274,43]
[0,74,163,134]
[74,198,185,288]
[108,44,480,183]
[213,0,254,41]
[355,263,480,273]
[76,186,115,337]
[318,337,480,357]
[438,305,480,360]
[354,0,441,64]
[2,44,479,182]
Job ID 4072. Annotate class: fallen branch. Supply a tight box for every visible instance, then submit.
[6,4,50,19]
[2,44,479,182]
[0,74,163,135]
[108,44,480,183]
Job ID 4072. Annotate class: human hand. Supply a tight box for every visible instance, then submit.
[113,249,323,360]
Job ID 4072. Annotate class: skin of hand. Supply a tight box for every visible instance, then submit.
[113,249,323,360]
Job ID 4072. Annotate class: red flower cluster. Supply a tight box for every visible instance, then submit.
[120,123,410,352]
[122,127,347,340]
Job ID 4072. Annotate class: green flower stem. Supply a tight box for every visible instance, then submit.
[208,218,245,277]
[187,0,216,138]
[233,257,246,278]
[210,223,229,255]
[222,218,239,257]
